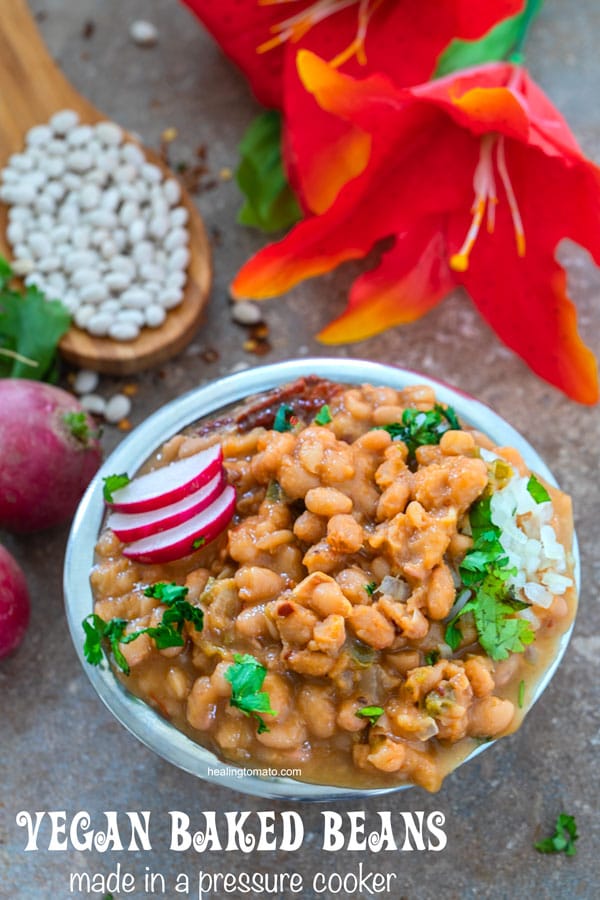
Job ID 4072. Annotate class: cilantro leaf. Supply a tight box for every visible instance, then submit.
[103,473,130,503]
[225,653,276,733]
[0,258,71,380]
[356,706,384,725]
[273,403,294,432]
[378,404,461,461]
[527,474,551,505]
[236,111,302,233]
[535,813,579,857]
[425,649,441,666]
[83,583,203,675]
[192,536,205,550]
[444,494,535,660]
[518,679,526,709]
[365,581,377,597]
[314,404,332,426]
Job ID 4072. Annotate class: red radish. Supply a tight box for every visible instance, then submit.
[108,444,223,513]
[107,471,225,542]
[0,379,102,532]
[123,484,236,564]
[0,544,30,658]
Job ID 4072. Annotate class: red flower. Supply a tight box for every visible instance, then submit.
[232,56,600,403]
[182,0,525,210]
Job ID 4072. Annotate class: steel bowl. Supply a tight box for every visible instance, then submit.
[64,359,580,800]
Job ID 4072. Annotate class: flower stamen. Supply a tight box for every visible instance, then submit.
[257,0,384,68]
[450,134,526,273]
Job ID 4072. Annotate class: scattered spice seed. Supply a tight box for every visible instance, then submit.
[81,20,96,40]
[219,167,233,181]
[201,347,219,364]
[122,382,139,397]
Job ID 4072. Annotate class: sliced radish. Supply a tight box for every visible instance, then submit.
[123,484,236,564]
[107,472,225,542]
[108,445,223,513]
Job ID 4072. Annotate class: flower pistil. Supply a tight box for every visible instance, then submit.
[450,134,526,272]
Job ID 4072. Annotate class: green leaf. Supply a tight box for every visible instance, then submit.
[356,705,384,726]
[273,403,294,432]
[377,404,461,461]
[314,404,332,425]
[236,111,302,233]
[435,0,545,77]
[63,411,92,444]
[82,614,107,667]
[103,473,130,503]
[518,679,526,709]
[425,649,441,666]
[527,474,551,505]
[144,582,189,604]
[225,653,276,733]
[0,272,71,380]
[534,813,578,857]
[365,581,377,597]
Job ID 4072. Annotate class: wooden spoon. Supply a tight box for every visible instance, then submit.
[0,0,212,375]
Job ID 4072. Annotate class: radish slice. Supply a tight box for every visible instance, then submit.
[108,445,223,513]
[123,485,236,564]
[107,472,225,542]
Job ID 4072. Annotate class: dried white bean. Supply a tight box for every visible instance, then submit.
[128,219,146,243]
[98,300,121,315]
[10,153,33,172]
[231,301,262,325]
[119,201,138,227]
[149,216,169,239]
[160,288,183,309]
[47,272,67,293]
[164,227,188,252]
[104,271,132,291]
[114,164,136,183]
[68,150,93,173]
[130,20,158,47]
[27,124,53,146]
[166,270,186,290]
[110,255,136,277]
[100,239,118,260]
[121,287,150,309]
[133,241,154,265]
[168,247,190,271]
[74,304,96,328]
[11,258,34,276]
[140,262,163,282]
[73,369,99,394]
[37,255,61,273]
[64,249,96,270]
[95,121,123,146]
[7,221,25,244]
[79,184,101,209]
[105,394,132,423]
[67,125,94,147]
[88,209,117,229]
[116,308,145,326]
[87,313,112,336]
[50,109,79,134]
[100,187,120,211]
[80,393,106,415]
[145,303,166,327]
[121,142,145,167]
[72,267,101,287]
[80,282,109,304]
[164,179,181,205]
[108,321,140,341]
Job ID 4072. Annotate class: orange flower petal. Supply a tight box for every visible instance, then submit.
[319,223,454,343]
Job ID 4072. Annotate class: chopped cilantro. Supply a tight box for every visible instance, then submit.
[377,404,461,460]
[527,474,551,505]
[365,581,377,597]
[445,495,535,660]
[63,410,92,444]
[83,583,203,675]
[0,256,71,381]
[534,813,578,857]
[266,479,282,502]
[192,536,206,550]
[425,649,441,666]
[224,653,276,733]
[273,403,294,432]
[103,473,130,503]
[356,705,384,725]
[518,679,526,709]
[314,404,332,425]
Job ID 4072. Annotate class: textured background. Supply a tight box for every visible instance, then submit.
[1,0,599,897]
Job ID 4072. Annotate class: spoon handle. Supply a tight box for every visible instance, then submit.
[0,0,96,161]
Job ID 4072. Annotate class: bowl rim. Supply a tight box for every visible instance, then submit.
[63,358,580,801]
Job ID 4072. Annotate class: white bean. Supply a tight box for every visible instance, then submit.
[121,142,145,167]
[121,287,151,309]
[37,255,61,273]
[27,124,53,146]
[80,282,109,304]
[166,270,186,290]
[73,370,99,394]
[104,271,132,291]
[128,219,146,243]
[140,262,163,282]
[67,125,94,147]
[74,304,96,328]
[111,256,136,277]
[95,121,123,146]
[116,308,145,326]
[68,150,94,173]
[168,247,190,271]
[80,393,107,415]
[105,394,132,423]
[170,206,188,227]
[145,303,166,327]
[164,179,181,205]
[79,184,101,209]
[160,287,183,309]
[65,250,96,271]
[87,313,112,336]
[164,227,188,252]
[108,321,140,341]
[149,215,169,239]
[50,109,79,134]
[72,267,101,287]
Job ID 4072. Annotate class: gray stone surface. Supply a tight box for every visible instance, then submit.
[1,1,599,897]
